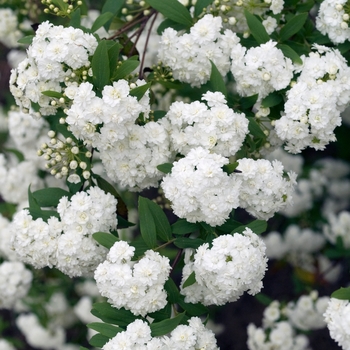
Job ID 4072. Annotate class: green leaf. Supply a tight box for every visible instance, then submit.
[255,293,274,305]
[150,313,185,337]
[138,196,157,248]
[261,92,283,108]
[80,347,89,350]
[148,303,172,321]
[108,42,122,73]
[129,83,151,101]
[157,18,188,35]
[87,322,122,338]
[92,302,138,327]
[28,208,60,221]
[171,219,200,235]
[31,188,71,207]
[93,232,118,249]
[4,148,24,162]
[178,299,208,316]
[240,94,259,110]
[232,220,267,235]
[41,90,63,99]
[277,44,303,65]
[92,40,110,92]
[17,35,34,45]
[182,271,196,288]
[244,10,270,44]
[209,60,227,97]
[194,0,213,17]
[102,0,125,30]
[147,0,193,27]
[113,59,140,80]
[91,12,114,33]
[279,13,308,42]
[89,333,110,348]
[69,8,81,28]
[331,287,350,300]
[247,116,266,138]
[174,237,204,249]
[157,163,173,174]
[223,162,239,175]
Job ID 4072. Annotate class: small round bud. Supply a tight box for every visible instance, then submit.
[343,13,349,21]
[262,72,271,81]
[61,166,68,175]
[48,130,56,138]
[126,15,133,21]
[51,100,57,106]
[341,21,348,29]
[66,137,73,144]
[71,146,79,154]
[85,151,92,158]
[37,150,43,156]
[59,118,66,124]
[336,4,343,11]
[50,169,57,175]
[263,130,269,136]
[41,143,48,149]
[55,154,62,162]
[229,17,237,25]
[79,161,87,170]
[50,138,57,145]
[122,8,128,14]
[55,173,63,179]
[143,9,150,15]
[130,83,136,89]
[69,160,78,169]
[59,97,65,104]
[82,170,90,179]
[243,31,250,38]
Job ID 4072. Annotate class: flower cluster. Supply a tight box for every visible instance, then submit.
[158,14,239,87]
[324,298,350,350]
[236,158,297,220]
[9,21,97,117]
[0,8,26,48]
[0,261,32,309]
[65,80,173,190]
[275,45,350,153]
[316,0,350,44]
[103,317,219,350]
[165,91,249,157]
[94,241,171,316]
[12,187,118,277]
[180,230,267,306]
[161,147,241,226]
[230,40,294,100]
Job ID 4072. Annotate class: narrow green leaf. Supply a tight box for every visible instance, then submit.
[17,35,34,45]
[247,116,266,138]
[129,236,149,258]
[147,0,193,27]
[150,313,185,337]
[92,40,110,92]
[108,42,122,74]
[182,271,196,288]
[138,196,157,248]
[331,287,350,300]
[244,10,270,44]
[194,0,213,17]
[91,12,114,33]
[80,347,89,350]
[4,148,24,162]
[32,188,71,207]
[41,90,63,99]
[28,185,41,212]
[240,94,259,110]
[87,322,122,338]
[93,232,118,249]
[261,92,283,108]
[277,44,303,65]
[174,237,204,249]
[171,219,200,235]
[209,60,227,97]
[129,83,151,101]
[223,162,239,175]
[164,278,181,303]
[92,302,138,327]
[156,18,188,35]
[113,59,140,80]
[178,299,208,316]
[157,163,173,174]
[255,293,274,306]
[102,0,125,30]
[279,13,308,42]
[232,220,267,235]
[148,303,172,321]
[69,8,81,28]
[89,333,110,348]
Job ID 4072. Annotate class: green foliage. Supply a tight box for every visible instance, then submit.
[91,40,110,93]
[157,162,174,174]
[209,60,227,97]
[331,287,350,300]
[91,12,114,33]
[92,232,119,249]
[279,13,308,42]
[244,10,270,44]
[87,322,123,338]
[150,312,185,336]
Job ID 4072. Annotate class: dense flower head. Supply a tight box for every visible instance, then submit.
[165,91,249,157]
[11,187,118,277]
[103,317,219,350]
[275,45,350,153]
[158,14,240,87]
[230,40,294,100]
[180,230,268,306]
[9,21,97,117]
[324,298,350,350]
[0,261,32,309]
[236,158,297,220]
[161,147,241,226]
[94,241,171,316]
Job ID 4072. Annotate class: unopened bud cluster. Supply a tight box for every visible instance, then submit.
[37,130,91,181]
[42,0,83,17]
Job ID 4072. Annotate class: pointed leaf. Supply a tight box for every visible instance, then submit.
[41,90,64,99]
[157,18,188,35]
[150,313,185,337]
[113,59,140,80]
[244,10,270,44]
[171,219,200,235]
[164,278,181,303]
[91,12,114,33]
[174,237,204,249]
[108,42,122,73]
[178,299,208,316]
[92,40,110,92]
[209,60,227,96]
[331,287,350,300]
[279,13,308,42]
[89,333,109,348]
[240,94,259,110]
[232,220,267,235]
[247,116,266,138]
[102,0,125,30]
[93,232,118,249]
[182,271,196,288]
[17,35,34,45]
[277,44,303,64]
[87,322,122,338]
[147,0,192,27]
[138,196,157,248]
[157,163,173,174]
[129,83,151,101]
[261,92,283,108]
[148,302,172,321]
[194,0,213,17]
[32,188,71,207]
